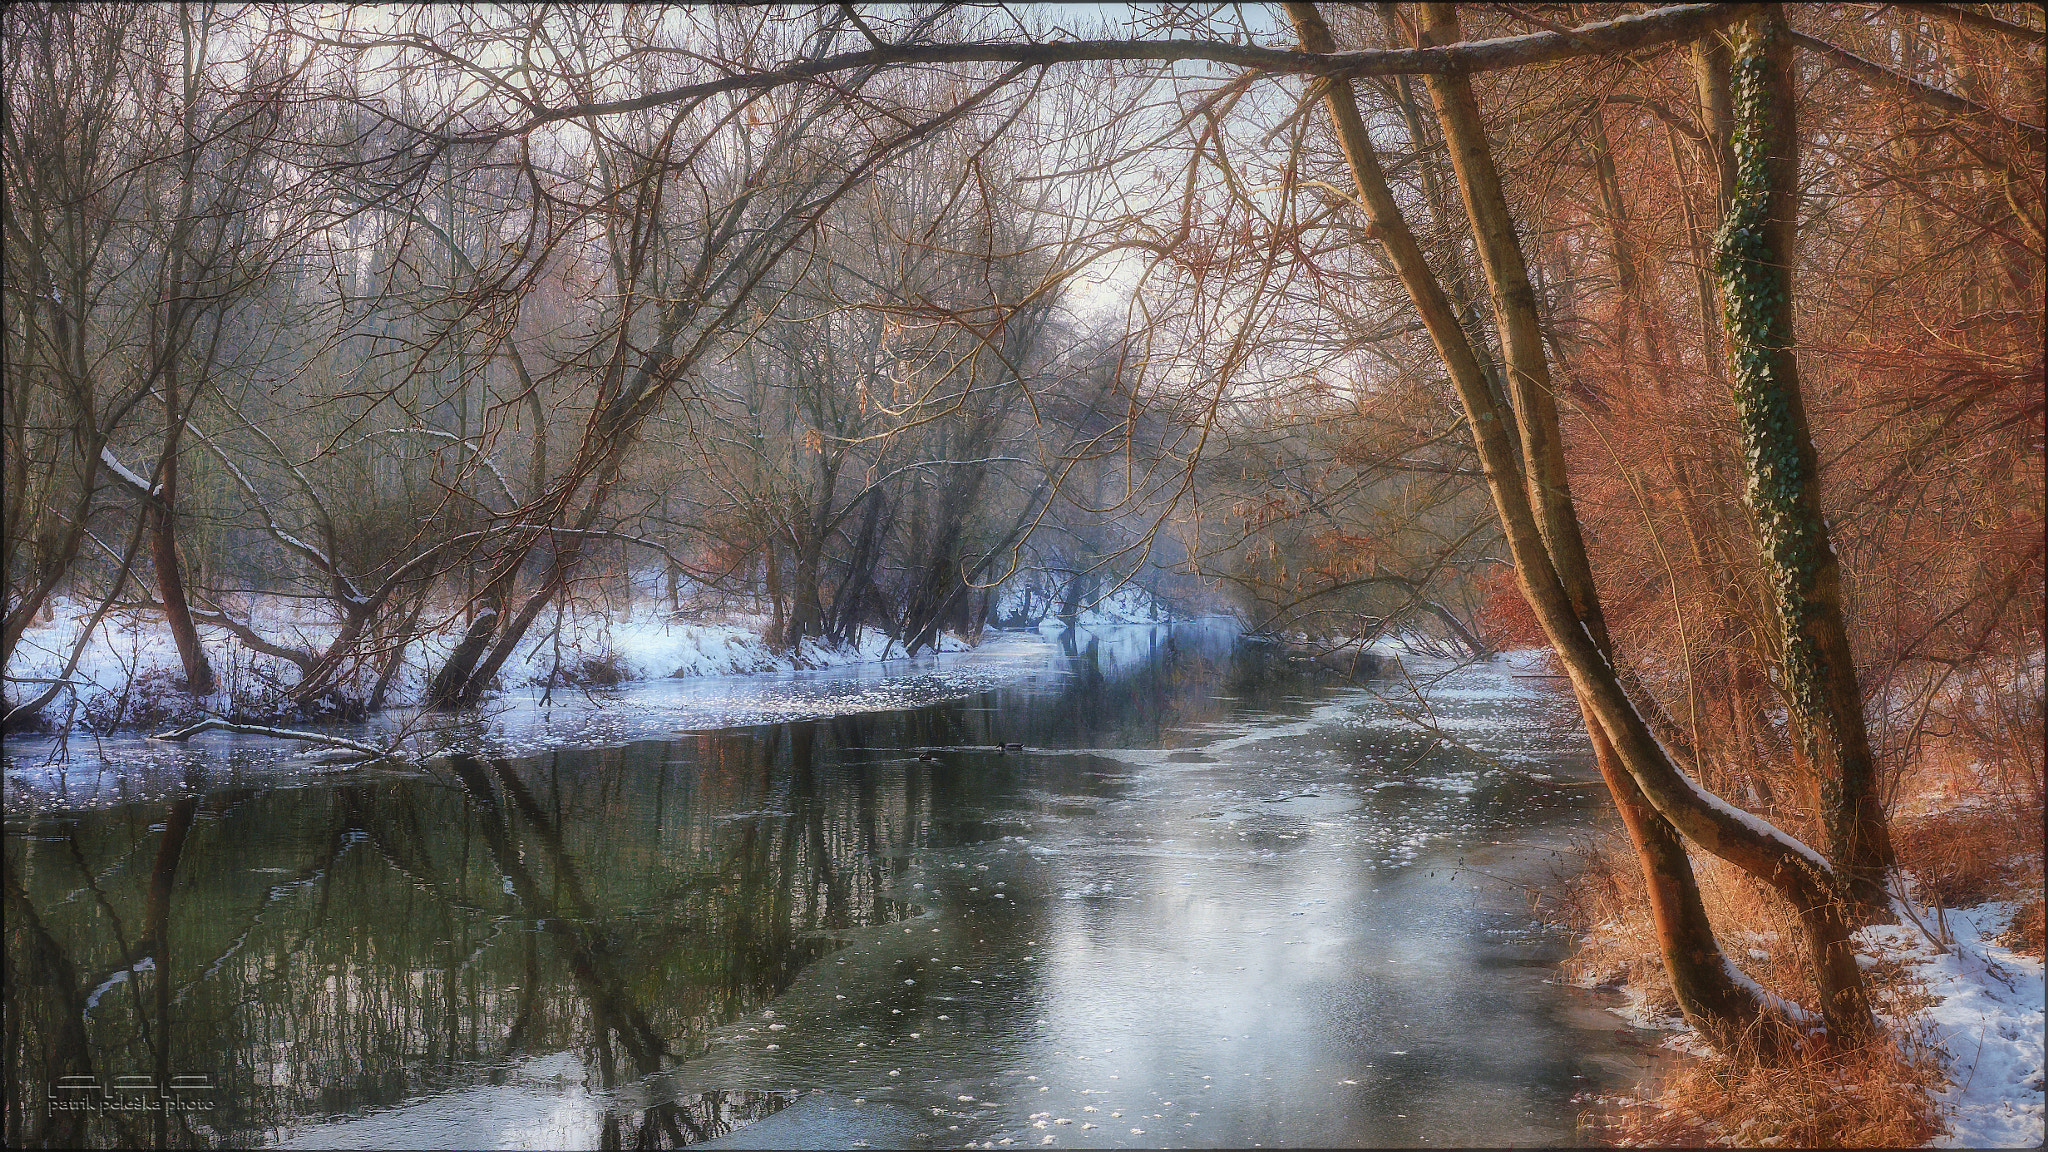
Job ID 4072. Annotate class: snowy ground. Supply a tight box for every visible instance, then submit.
[1581,848,2044,1146]
[1583,852,2043,1146]
[1588,875,2045,1146]
[1859,901,2046,1147]
[3,593,1075,733]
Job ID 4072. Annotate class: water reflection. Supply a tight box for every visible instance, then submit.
[3,627,1280,1147]
[6,626,1629,1149]
[11,735,929,1144]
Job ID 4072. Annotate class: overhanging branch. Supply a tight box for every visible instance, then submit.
[470,4,1762,138]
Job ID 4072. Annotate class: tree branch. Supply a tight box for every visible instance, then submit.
[1887,2,2047,47]
[465,4,1762,139]
[1790,29,2046,142]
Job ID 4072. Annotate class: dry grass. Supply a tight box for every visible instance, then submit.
[1554,833,1948,1147]
[1890,804,2045,908]
[1585,1032,1945,1147]
[1888,720,2045,958]
[1555,835,1846,1025]
[1996,899,2044,957]
[1549,667,2044,1146]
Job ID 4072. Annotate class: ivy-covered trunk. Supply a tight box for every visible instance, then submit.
[1714,11,1895,911]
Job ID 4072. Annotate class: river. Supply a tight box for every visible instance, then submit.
[3,624,1669,1148]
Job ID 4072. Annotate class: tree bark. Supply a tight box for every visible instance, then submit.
[1584,706,1793,1051]
[1713,10,1895,909]
[147,1,218,699]
[1424,0,1872,1041]
[425,607,499,710]
[149,384,213,696]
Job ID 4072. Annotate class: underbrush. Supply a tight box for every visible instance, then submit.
[64,650,379,733]
[1996,899,2045,957]
[80,667,211,733]
[535,650,630,688]
[1551,686,2044,1147]
[1891,803,2045,949]
[1555,834,1946,1147]
[1890,731,2045,960]
[1582,1031,1944,1147]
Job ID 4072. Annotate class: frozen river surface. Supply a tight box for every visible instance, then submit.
[4,625,1667,1148]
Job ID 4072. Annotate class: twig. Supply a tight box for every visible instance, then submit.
[1889,884,1953,956]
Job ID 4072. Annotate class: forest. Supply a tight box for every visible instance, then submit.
[3,2,2042,1147]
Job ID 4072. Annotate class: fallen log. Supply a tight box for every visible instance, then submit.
[148,718,397,760]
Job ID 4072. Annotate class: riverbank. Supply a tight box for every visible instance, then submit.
[1543,727,2044,1145]
[1,594,951,732]
[4,590,1207,736]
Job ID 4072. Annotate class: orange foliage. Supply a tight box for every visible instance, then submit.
[1473,565,1546,650]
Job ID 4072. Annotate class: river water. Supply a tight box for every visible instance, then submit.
[4,624,1669,1149]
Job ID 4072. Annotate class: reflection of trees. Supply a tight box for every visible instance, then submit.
[600,1090,793,1152]
[1003,626,1311,751]
[4,633,1301,1147]
[6,861,97,1148]
[445,752,666,1082]
[3,722,934,1148]
[5,766,209,1149]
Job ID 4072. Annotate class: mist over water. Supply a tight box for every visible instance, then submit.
[5,625,1665,1149]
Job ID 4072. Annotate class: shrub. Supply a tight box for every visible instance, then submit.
[1891,806,2044,908]
[82,668,208,733]
[539,651,629,688]
[1997,900,2044,958]
[1589,1032,1942,1148]
[1555,832,1945,1147]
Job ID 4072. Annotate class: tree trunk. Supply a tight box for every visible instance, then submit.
[829,490,887,644]
[149,3,216,699]
[425,608,499,710]
[1585,706,1797,1052]
[368,587,428,713]
[1287,0,1876,1047]
[148,387,213,697]
[1713,11,1895,909]
[149,499,213,697]
[1055,557,1094,629]
[787,535,826,649]
[765,543,787,649]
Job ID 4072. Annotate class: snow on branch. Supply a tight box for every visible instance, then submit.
[1720,955,1822,1030]
[185,602,318,670]
[358,427,519,506]
[148,717,396,760]
[182,420,360,602]
[98,447,160,499]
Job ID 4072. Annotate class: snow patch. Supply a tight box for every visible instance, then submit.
[1857,903,2045,1148]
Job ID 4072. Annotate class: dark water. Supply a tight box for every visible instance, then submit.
[4,626,1663,1149]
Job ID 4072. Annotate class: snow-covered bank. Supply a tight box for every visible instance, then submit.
[1570,849,2042,1147]
[997,578,1197,629]
[1570,859,2044,1146]
[1,594,978,733]
[1502,638,2043,1147]
[1,622,1239,810]
[4,573,1221,734]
